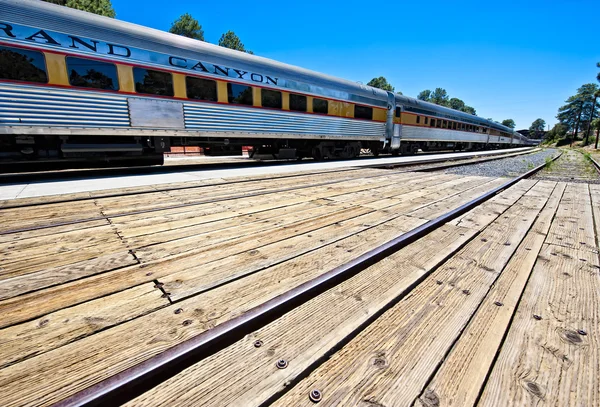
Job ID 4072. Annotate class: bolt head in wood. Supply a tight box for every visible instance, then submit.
[462,289,470,295]
[254,340,263,348]
[276,359,288,369]
[174,308,183,314]
[309,389,322,403]
[494,301,503,307]
[182,319,192,326]
[533,314,542,320]
[578,329,587,336]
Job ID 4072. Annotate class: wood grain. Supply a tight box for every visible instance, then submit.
[124,182,536,407]
[417,181,564,407]
[271,178,553,407]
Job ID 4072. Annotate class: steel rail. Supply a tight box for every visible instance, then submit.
[0,148,534,213]
[588,154,600,174]
[54,151,562,407]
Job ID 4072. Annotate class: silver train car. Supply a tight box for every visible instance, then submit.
[0,0,537,168]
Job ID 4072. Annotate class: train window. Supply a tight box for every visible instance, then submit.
[442,120,447,128]
[186,77,217,101]
[430,119,436,127]
[355,105,373,120]
[424,117,429,125]
[133,68,174,96]
[0,45,47,83]
[262,89,282,109]
[436,120,442,128]
[416,115,421,124]
[313,98,328,114]
[66,57,119,90]
[452,122,457,130]
[395,107,401,117]
[290,93,307,112]
[227,83,253,105]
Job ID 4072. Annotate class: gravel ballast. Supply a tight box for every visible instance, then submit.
[443,149,558,178]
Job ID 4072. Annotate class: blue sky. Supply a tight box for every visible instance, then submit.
[111,0,598,129]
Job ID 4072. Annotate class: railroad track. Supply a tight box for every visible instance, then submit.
[532,149,600,183]
[5,148,599,407]
[56,152,564,407]
[4,148,593,407]
[0,148,537,210]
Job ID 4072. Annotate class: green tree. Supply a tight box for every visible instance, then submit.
[366,76,394,92]
[529,118,546,139]
[501,119,516,128]
[430,88,449,106]
[462,105,476,115]
[218,30,253,54]
[448,97,465,111]
[557,83,599,139]
[169,13,204,40]
[63,0,115,17]
[396,91,403,96]
[417,90,431,101]
[545,123,567,142]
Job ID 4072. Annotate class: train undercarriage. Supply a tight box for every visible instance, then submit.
[0,132,522,173]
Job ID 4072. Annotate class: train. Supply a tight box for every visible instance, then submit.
[0,0,538,169]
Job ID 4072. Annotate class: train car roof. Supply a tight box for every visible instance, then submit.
[2,0,390,106]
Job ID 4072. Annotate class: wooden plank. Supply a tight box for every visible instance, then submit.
[0,214,427,407]
[0,201,103,233]
[0,219,109,244]
[160,208,404,301]
[0,173,501,328]
[0,205,368,327]
[590,183,600,251]
[478,243,600,407]
[0,251,138,301]
[478,181,600,407]
[124,183,536,407]
[0,282,169,369]
[408,177,508,220]
[545,183,597,252]
[416,181,564,407]
[271,180,554,407]
[448,179,537,231]
[159,177,506,301]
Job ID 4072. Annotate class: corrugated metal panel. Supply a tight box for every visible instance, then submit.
[0,83,130,127]
[183,103,385,138]
[401,126,493,143]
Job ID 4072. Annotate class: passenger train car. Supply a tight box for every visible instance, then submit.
[0,0,537,168]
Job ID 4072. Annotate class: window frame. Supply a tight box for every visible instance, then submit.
[133,67,174,97]
[289,93,307,112]
[354,104,373,120]
[66,56,119,91]
[0,45,48,84]
[227,83,253,106]
[186,76,218,102]
[313,98,328,114]
[261,88,282,109]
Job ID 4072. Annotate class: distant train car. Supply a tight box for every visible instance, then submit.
[0,0,537,169]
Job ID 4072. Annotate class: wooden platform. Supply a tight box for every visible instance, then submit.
[0,167,598,407]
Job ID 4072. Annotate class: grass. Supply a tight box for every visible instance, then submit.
[544,156,555,170]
